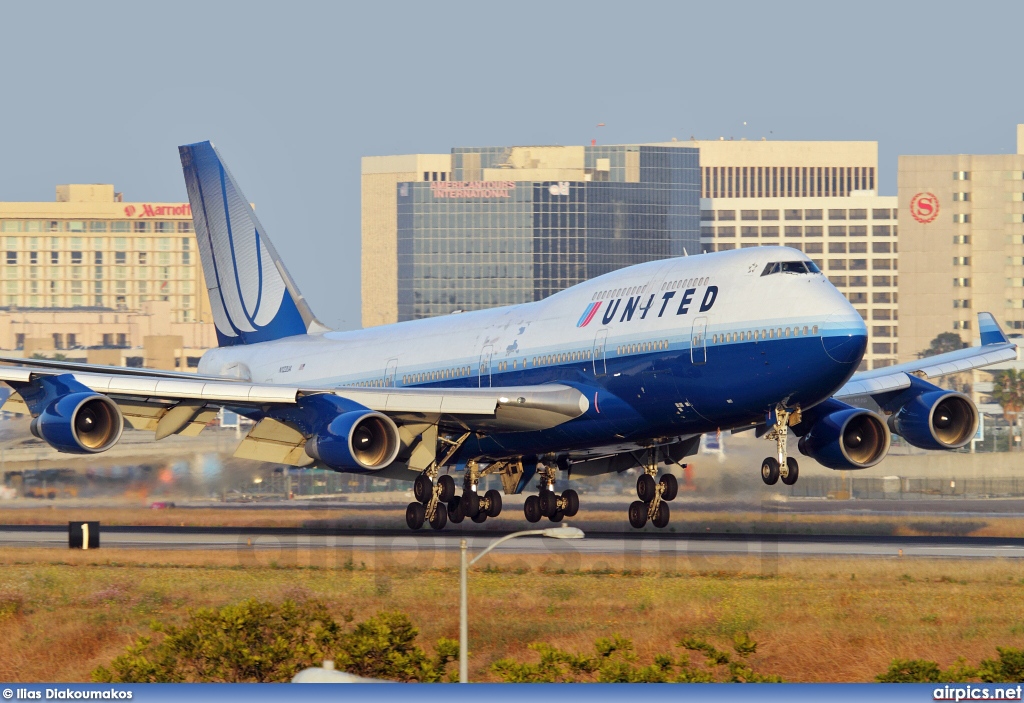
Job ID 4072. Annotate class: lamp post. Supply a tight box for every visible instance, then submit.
[459,525,585,683]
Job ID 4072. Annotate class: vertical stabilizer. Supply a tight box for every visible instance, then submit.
[178,141,327,346]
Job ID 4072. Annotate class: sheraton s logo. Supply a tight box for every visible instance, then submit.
[910,192,939,224]
[578,286,718,327]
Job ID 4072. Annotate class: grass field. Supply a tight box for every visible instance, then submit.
[3,546,1024,683]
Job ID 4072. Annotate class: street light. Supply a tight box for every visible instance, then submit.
[459,525,585,683]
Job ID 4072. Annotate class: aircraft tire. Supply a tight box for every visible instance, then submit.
[636,474,657,501]
[761,458,780,485]
[438,475,456,502]
[549,509,565,522]
[462,491,480,518]
[659,474,678,501]
[562,489,579,517]
[471,510,488,524]
[628,500,648,529]
[485,489,503,517]
[429,503,448,531]
[406,502,426,530]
[448,496,465,524]
[782,458,799,486]
[524,495,542,523]
[652,501,670,528]
[413,474,433,503]
[539,489,559,517]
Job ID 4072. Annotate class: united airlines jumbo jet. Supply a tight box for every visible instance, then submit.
[0,142,1015,530]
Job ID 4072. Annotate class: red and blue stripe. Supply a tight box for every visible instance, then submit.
[577,302,601,328]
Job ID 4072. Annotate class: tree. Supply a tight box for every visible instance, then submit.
[918,332,966,359]
[991,369,1024,450]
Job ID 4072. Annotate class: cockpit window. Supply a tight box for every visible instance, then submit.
[761,260,820,276]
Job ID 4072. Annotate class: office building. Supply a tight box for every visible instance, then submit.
[0,184,216,359]
[689,138,896,370]
[898,125,1024,361]
[362,144,700,325]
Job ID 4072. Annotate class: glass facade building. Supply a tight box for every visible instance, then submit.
[395,145,699,321]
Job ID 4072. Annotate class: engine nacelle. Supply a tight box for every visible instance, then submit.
[797,406,890,470]
[29,393,124,454]
[304,410,400,471]
[887,389,978,451]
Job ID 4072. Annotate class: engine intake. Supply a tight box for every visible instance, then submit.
[887,390,978,451]
[305,410,400,471]
[797,405,890,470]
[30,393,124,454]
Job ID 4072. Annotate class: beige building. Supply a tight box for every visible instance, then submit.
[0,184,216,363]
[898,126,1024,361]
[361,154,452,328]
[701,197,899,370]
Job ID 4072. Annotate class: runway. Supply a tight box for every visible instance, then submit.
[4,525,1024,559]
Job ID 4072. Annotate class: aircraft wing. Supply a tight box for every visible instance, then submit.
[834,312,1017,400]
[0,360,588,437]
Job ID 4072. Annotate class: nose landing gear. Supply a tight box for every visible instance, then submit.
[761,404,800,487]
[627,449,679,529]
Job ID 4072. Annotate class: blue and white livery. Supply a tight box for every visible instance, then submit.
[0,141,1016,530]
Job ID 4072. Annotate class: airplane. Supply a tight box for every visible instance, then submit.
[0,141,1015,531]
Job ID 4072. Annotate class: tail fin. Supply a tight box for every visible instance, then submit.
[178,141,327,346]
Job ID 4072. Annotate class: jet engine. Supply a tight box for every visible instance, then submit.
[884,385,978,451]
[29,393,124,454]
[304,410,400,471]
[796,401,890,470]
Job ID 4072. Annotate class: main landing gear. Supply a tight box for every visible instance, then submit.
[406,432,474,531]
[760,404,800,487]
[628,449,679,529]
[447,460,503,525]
[523,462,579,523]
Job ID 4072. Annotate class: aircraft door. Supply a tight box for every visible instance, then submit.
[478,345,493,387]
[592,330,608,375]
[691,317,707,365]
[384,358,398,387]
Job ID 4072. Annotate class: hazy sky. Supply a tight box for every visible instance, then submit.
[1,1,1022,330]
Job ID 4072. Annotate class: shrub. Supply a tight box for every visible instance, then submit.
[876,659,942,683]
[92,600,455,683]
[979,648,1024,683]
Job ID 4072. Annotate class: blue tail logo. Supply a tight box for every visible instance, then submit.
[179,141,324,346]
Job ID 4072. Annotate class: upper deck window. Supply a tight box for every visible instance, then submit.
[761,260,821,276]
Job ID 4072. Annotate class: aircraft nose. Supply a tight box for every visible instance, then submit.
[821,312,867,364]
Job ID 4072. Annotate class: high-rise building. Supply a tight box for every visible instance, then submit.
[0,184,215,358]
[361,144,700,326]
[898,125,1024,360]
[687,138,896,370]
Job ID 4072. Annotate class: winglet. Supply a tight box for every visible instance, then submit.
[978,312,1009,346]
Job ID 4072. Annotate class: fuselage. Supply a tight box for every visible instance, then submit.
[199,247,867,461]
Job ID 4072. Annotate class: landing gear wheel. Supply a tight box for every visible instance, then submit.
[628,500,648,529]
[781,457,799,486]
[652,501,670,528]
[413,474,433,503]
[484,489,503,517]
[448,496,464,523]
[405,502,425,530]
[761,457,780,486]
[659,474,678,501]
[437,475,456,502]
[562,489,579,517]
[539,490,559,517]
[636,474,657,502]
[524,495,542,523]
[462,491,480,519]
[549,509,565,522]
[429,503,448,530]
[471,510,488,523]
